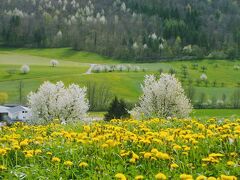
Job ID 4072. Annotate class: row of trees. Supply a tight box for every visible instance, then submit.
[0,0,240,60]
[185,86,240,109]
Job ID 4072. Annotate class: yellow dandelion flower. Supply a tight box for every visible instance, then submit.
[180,174,193,180]
[173,145,182,150]
[12,145,21,150]
[132,152,139,160]
[196,175,207,180]
[25,153,33,158]
[0,148,7,156]
[155,173,167,180]
[35,149,42,155]
[101,144,109,148]
[207,177,217,180]
[151,148,158,153]
[220,175,237,180]
[135,175,144,180]
[52,157,61,163]
[143,152,151,159]
[64,161,73,167]
[227,161,235,166]
[0,165,7,171]
[46,152,52,155]
[79,162,88,167]
[20,140,29,146]
[170,163,179,169]
[129,158,136,163]
[115,173,127,180]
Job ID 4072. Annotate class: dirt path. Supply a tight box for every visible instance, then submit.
[85,64,96,74]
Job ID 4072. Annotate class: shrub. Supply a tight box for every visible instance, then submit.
[131,74,192,119]
[27,81,89,124]
[20,64,30,74]
[104,97,130,121]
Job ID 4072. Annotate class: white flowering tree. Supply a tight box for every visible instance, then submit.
[131,74,192,119]
[20,64,30,74]
[27,81,89,124]
[200,73,208,81]
[50,59,59,67]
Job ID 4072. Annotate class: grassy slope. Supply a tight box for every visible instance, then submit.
[0,47,240,107]
[0,47,120,64]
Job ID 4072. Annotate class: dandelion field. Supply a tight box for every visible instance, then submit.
[0,118,240,179]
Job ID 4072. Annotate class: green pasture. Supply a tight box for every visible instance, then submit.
[0,47,239,107]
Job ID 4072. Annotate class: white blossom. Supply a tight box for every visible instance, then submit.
[20,64,30,74]
[217,99,224,106]
[50,59,59,67]
[143,44,148,49]
[159,43,164,50]
[151,33,158,40]
[133,42,139,50]
[56,30,62,39]
[234,65,240,70]
[27,81,89,124]
[121,2,126,12]
[116,64,127,71]
[114,15,119,24]
[183,45,192,54]
[131,74,192,119]
[99,15,106,24]
[200,73,208,81]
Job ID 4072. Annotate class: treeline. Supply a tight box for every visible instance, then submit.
[0,0,240,61]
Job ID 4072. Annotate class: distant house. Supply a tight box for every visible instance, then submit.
[0,105,31,122]
[0,106,9,121]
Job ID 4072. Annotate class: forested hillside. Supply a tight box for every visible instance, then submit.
[0,0,240,61]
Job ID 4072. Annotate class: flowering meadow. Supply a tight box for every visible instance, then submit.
[0,118,240,179]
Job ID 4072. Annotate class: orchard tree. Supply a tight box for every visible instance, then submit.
[200,73,208,81]
[131,74,192,119]
[50,59,59,67]
[20,65,30,74]
[28,81,89,124]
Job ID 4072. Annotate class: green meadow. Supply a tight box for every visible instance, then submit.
[0,48,240,115]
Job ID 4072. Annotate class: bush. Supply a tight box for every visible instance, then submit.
[27,81,89,124]
[104,97,130,121]
[131,74,192,119]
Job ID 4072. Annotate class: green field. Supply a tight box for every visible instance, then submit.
[0,47,240,110]
[89,109,240,119]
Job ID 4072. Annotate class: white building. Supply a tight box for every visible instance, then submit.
[0,105,31,122]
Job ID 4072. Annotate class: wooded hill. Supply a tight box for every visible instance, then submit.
[0,0,240,61]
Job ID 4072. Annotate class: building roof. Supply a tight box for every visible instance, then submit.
[7,106,30,114]
[0,106,10,113]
